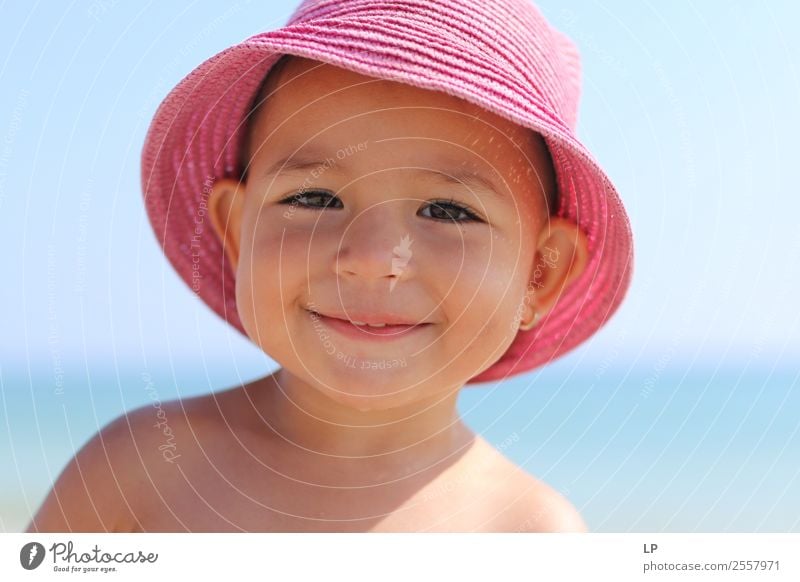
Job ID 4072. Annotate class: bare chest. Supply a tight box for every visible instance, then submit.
[132,439,516,532]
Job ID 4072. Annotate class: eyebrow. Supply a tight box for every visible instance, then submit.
[261,151,506,200]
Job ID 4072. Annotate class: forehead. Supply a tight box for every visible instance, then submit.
[246,57,553,215]
[253,57,535,162]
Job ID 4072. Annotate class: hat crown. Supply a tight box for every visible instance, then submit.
[277,0,582,131]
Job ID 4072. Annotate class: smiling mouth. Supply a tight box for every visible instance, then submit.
[305,309,432,339]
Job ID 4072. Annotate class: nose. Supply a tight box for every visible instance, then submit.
[334,203,416,284]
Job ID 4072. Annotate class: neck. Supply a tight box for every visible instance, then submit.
[252,368,476,482]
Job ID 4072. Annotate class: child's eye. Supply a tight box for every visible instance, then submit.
[421,198,482,223]
[278,190,343,210]
[277,191,482,224]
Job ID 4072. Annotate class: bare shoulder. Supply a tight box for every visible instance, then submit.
[25,394,207,533]
[471,436,588,533]
[504,478,588,532]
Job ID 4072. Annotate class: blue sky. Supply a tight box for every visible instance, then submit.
[1,1,798,532]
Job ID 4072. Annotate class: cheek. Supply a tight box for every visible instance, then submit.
[422,230,532,374]
[234,215,312,340]
[431,231,530,316]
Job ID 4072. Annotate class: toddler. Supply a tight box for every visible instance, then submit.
[28,0,633,532]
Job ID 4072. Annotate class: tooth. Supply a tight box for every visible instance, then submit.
[366,323,387,328]
[351,320,367,326]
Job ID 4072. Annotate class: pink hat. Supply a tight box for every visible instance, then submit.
[141,0,633,384]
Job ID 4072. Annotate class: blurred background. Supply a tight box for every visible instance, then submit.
[1,0,798,532]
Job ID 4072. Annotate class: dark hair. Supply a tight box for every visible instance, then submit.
[238,54,558,215]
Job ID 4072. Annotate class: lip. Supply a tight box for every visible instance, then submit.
[306,309,433,341]
[308,307,428,326]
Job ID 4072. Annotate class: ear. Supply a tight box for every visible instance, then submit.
[524,217,589,320]
[207,177,246,272]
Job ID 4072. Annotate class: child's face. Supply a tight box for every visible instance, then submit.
[210,57,581,410]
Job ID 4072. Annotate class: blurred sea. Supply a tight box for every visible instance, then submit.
[2,351,798,533]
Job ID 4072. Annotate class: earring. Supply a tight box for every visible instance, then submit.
[518,311,541,331]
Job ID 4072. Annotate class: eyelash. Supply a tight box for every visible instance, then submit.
[277,190,483,223]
